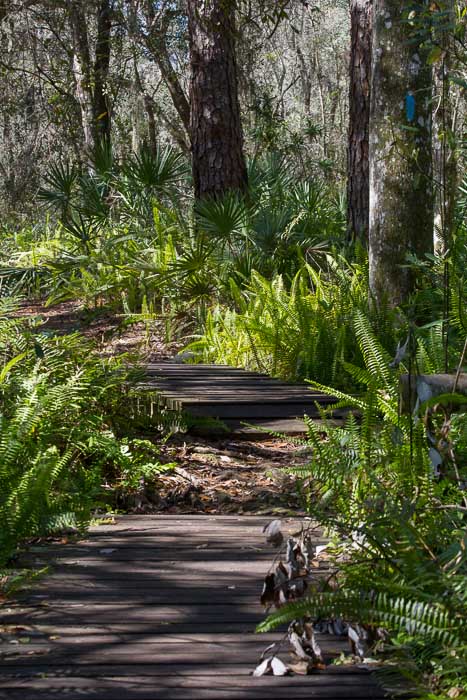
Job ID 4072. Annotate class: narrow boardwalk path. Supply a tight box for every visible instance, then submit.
[0,516,386,699]
[140,362,339,434]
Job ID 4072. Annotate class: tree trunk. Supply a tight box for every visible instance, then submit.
[93,0,112,147]
[187,0,248,199]
[369,1,433,307]
[142,0,191,144]
[347,0,373,244]
[69,1,95,156]
[69,0,113,158]
[432,3,457,255]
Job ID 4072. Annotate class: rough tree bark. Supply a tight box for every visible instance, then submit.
[69,1,94,155]
[347,0,373,243]
[432,2,457,255]
[369,0,433,306]
[93,0,112,146]
[187,0,248,199]
[68,0,113,157]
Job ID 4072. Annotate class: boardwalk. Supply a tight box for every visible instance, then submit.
[0,516,386,699]
[139,363,339,434]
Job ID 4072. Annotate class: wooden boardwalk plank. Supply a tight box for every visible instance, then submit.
[0,515,386,699]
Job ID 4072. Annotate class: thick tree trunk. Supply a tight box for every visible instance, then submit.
[69,0,113,158]
[347,0,373,244]
[188,0,248,199]
[369,1,433,307]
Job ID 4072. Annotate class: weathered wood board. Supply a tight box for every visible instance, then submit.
[0,515,387,700]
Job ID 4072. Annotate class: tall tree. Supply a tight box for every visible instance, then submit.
[187,0,248,199]
[347,0,373,243]
[369,1,433,306]
[93,0,112,146]
[68,0,113,157]
[432,1,457,255]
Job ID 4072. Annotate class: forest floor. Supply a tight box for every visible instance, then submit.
[15,300,310,518]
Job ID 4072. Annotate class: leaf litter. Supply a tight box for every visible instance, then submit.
[119,435,309,515]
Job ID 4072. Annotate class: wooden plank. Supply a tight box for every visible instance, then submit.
[145,381,320,392]
[18,567,280,581]
[0,687,387,700]
[16,557,281,569]
[87,513,294,520]
[0,622,265,635]
[66,537,318,548]
[10,561,285,574]
[162,394,333,403]
[0,647,353,666]
[152,392,328,403]
[136,362,336,426]
[184,404,333,419]
[145,379,299,388]
[86,519,280,527]
[0,638,349,655]
[23,539,323,553]
[25,531,320,547]
[0,676,379,689]
[1,605,271,624]
[0,633,346,646]
[144,363,265,372]
[18,592,265,604]
[0,663,371,678]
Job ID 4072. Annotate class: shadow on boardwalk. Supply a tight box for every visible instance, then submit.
[0,515,387,699]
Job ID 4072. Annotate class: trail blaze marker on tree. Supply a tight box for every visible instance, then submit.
[405,92,415,122]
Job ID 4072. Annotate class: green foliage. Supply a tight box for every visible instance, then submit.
[258,317,467,697]
[1,151,344,330]
[257,590,465,651]
[0,298,163,565]
[186,260,396,387]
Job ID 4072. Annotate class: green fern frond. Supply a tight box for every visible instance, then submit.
[257,591,464,648]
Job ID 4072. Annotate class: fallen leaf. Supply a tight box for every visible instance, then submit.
[261,642,277,660]
[289,660,313,675]
[263,519,283,548]
[289,631,310,660]
[260,574,276,607]
[270,656,290,676]
[253,657,271,677]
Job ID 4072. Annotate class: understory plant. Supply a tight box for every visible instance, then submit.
[0,151,345,327]
[186,258,397,388]
[257,312,467,698]
[0,297,168,565]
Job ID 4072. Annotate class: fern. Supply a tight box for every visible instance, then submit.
[257,590,465,649]
[0,298,152,564]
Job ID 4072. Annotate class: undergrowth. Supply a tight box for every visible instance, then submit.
[258,314,467,699]
[0,297,170,566]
